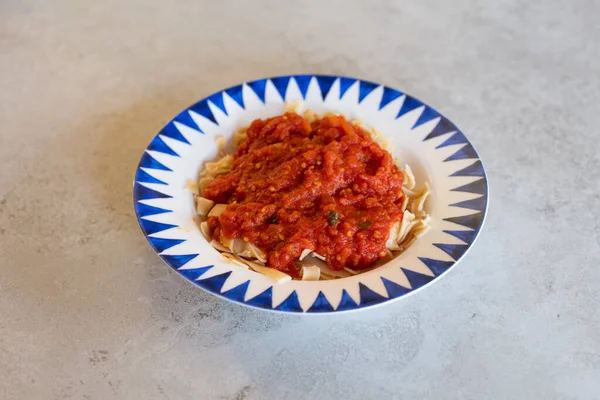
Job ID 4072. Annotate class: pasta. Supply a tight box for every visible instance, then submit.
[192,104,432,282]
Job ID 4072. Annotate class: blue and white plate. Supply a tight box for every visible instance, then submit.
[133,75,488,313]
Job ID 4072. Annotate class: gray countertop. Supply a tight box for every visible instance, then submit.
[1,0,599,399]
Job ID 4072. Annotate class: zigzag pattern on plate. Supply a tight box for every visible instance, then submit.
[133,75,488,313]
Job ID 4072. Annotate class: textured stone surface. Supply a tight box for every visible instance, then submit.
[1,0,599,399]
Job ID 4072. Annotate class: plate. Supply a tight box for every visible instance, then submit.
[133,75,488,313]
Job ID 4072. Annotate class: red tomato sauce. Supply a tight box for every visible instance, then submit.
[204,113,405,276]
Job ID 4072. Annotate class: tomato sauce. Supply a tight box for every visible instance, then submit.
[204,113,405,276]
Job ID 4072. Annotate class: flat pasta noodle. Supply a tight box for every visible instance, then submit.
[401,186,418,197]
[371,127,390,151]
[398,220,420,243]
[195,196,215,216]
[303,109,318,123]
[185,179,200,195]
[402,164,416,190]
[299,248,313,261]
[298,255,352,278]
[400,195,409,211]
[319,273,335,280]
[200,155,233,178]
[386,221,401,251]
[196,103,433,282]
[414,224,431,239]
[246,242,267,263]
[233,128,248,146]
[244,260,292,284]
[220,235,244,254]
[216,136,227,157]
[409,182,431,215]
[301,266,320,281]
[208,204,227,218]
[298,254,350,279]
[210,239,231,253]
[285,101,303,114]
[200,221,212,241]
[397,235,417,252]
[397,211,418,243]
[221,253,250,269]
[197,177,214,197]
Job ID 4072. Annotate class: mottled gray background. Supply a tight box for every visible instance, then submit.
[1,0,599,399]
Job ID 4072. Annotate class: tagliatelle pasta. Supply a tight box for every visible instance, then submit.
[191,104,432,282]
[195,197,215,216]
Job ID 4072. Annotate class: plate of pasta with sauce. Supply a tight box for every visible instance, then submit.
[133,75,488,313]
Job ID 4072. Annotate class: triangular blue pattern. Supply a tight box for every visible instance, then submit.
[139,152,172,171]
[247,79,267,103]
[444,213,484,231]
[450,178,487,195]
[293,75,312,99]
[135,169,167,185]
[433,243,469,261]
[139,219,178,235]
[381,277,411,298]
[160,122,191,145]
[418,257,454,276]
[189,99,217,126]
[225,84,245,109]
[178,265,213,281]
[436,131,468,148]
[336,289,359,311]
[307,291,335,313]
[444,143,478,161]
[338,77,356,99]
[358,80,378,103]
[245,287,273,308]
[379,87,403,110]
[275,290,303,312]
[207,92,228,116]
[134,184,172,200]
[135,202,171,218]
[148,237,186,253]
[147,136,179,157]
[450,196,487,211]
[174,110,204,134]
[221,280,250,302]
[443,230,478,245]
[450,160,485,177]
[271,76,291,101]
[402,269,434,290]
[358,283,387,307]
[412,106,440,129]
[315,75,336,100]
[161,254,198,269]
[198,271,232,293]
[396,96,423,119]
[423,118,456,141]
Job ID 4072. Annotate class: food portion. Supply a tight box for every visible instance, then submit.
[193,104,431,282]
